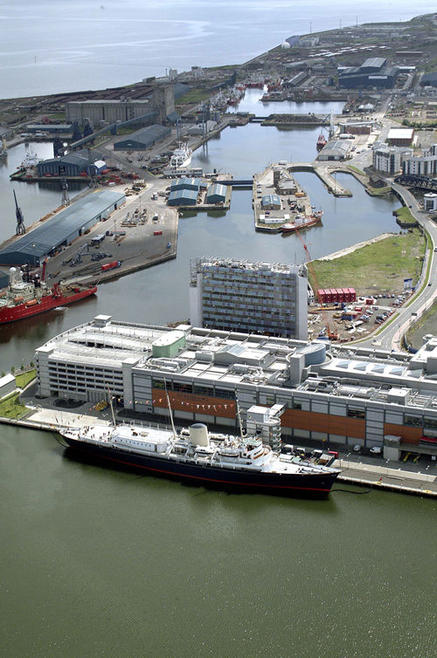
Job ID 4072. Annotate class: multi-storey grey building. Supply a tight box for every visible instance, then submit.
[189,258,308,340]
[35,316,437,458]
[66,86,175,126]
[402,144,437,177]
[372,143,412,174]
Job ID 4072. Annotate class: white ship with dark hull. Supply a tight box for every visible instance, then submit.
[60,422,340,497]
[169,144,192,169]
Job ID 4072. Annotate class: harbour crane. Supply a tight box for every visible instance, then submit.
[13,190,25,235]
[294,227,338,341]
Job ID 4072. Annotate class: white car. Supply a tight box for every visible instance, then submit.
[369,446,382,455]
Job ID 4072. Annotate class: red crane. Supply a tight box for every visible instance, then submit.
[295,229,339,341]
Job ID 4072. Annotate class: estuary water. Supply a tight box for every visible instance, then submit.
[0,0,436,98]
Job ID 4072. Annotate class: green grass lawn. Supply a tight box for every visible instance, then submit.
[406,299,437,350]
[176,88,212,105]
[310,229,426,295]
[15,369,36,389]
[0,392,29,420]
[394,206,417,226]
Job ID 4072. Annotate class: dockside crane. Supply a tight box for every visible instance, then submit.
[13,190,25,235]
[295,228,338,341]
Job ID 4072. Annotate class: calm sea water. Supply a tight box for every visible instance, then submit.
[1,5,437,656]
[0,0,435,98]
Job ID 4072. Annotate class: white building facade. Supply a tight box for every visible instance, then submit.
[35,317,437,455]
[189,258,308,340]
[402,144,437,177]
[372,143,412,174]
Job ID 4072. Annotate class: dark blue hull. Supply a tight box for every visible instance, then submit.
[62,437,339,497]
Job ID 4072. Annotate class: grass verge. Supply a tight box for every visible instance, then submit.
[406,299,437,350]
[0,392,29,420]
[394,206,417,226]
[15,369,36,389]
[310,229,426,295]
[176,88,212,105]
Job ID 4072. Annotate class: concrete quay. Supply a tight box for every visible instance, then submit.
[253,164,319,232]
[2,403,436,498]
[287,162,352,197]
[335,459,437,497]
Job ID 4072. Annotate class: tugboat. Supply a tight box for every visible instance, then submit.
[316,133,327,151]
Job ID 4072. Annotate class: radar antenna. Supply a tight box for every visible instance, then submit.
[14,190,25,235]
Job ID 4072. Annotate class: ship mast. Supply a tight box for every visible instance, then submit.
[235,396,245,440]
[107,389,116,427]
[164,379,177,439]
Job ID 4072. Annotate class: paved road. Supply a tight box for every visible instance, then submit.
[354,182,437,350]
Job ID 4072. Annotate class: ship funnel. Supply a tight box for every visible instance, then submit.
[189,423,209,447]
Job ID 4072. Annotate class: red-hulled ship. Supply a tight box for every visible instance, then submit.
[281,211,323,234]
[316,133,327,151]
[0,266,97,324]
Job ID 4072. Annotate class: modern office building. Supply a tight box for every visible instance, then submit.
[189,258,308,340]
[424,193,437,212]
[35,316,437,456]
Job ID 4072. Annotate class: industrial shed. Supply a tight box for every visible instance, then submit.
[317,140,352,161]
[420,72,437,87]
[37,152,106,177]
[114,124,170,151]
[386,128,414,147]
[206,183,227,203]
[167,189,198,206]
[0,190,125,266]
[170,177,203,192]
[261,194,281,210]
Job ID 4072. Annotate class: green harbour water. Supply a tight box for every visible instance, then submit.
[1,425,436,657]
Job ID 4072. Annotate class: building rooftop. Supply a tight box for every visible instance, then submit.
[0,190,124,264]
[192,257,303,276]
[36,317,437,411]
[387,128,414,140]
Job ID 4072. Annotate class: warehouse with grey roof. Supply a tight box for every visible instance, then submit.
[114,125,170,151]
[0,190,125,266]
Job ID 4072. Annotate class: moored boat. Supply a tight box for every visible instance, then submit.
[59,416,340,497]
[0,266,97,324]
[317,133,327,151]
[170,144,192,169]
[281,212,323,234]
